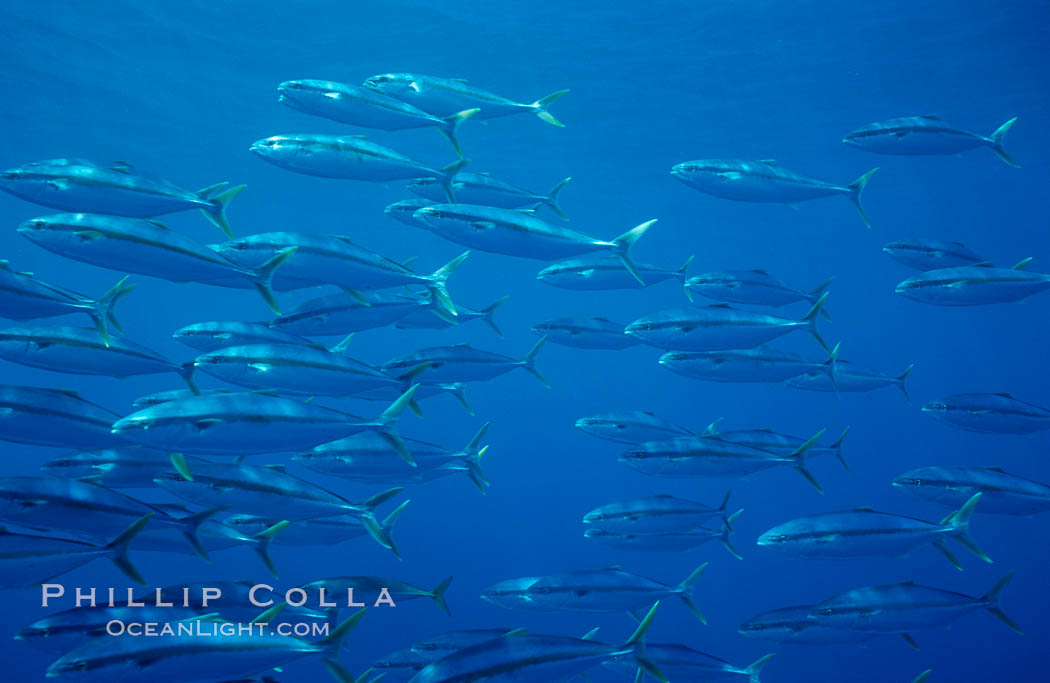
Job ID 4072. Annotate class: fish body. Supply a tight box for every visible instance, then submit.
[843,115,1018,166]
[173,321,315,352]
[659,347,831,383]
[396,295,507,337]
[896,262,1050,305]
[604,643,774,682]
[382,339,546,386]
[882,239,986,270]
[585,527,726,552]
[17,604,201,653]
[787,360,912,398]
[671,159,878,227]
[479,577,547,611]
[922,392,1050,434]
[270,291,435,336]
[250,134,465,200]
[45,610,364,683]
[16,214,289,312]
[385,198,436,227]
[277,79,477,155]
[685,269,831,308]
[411,629,519,659]
[575,410,693,444]
[709,426,850,470]
[739,605,875,644]
[626,298,828,352]
[223,514,374,547]
[41,446,174,488]
[0,158,243,236]
[298,575,452,615]
[0,325,192,387]
[756,496,986,566]
[111,387,416,455]
[484,566,706,620]
[537,253,692,291]
[131,388,232,409]
[809,573,1020,634]
[894,466,1050,516]
[0,385,126,448]
[371,648,429,680]
[363,72,568,126]
[532,316,638,349]
[583,493,732,533]
[412,204,654,281]
[193,343,398,396]
[408,173,571,218]
[0,522,145,588]
[0,260,132,343]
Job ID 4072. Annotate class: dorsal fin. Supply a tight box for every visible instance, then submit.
[983,466,1007,473]
[993,392,1015,398]
[749,269,770,275]
[145,219,168,230]
[919,114,940,120]
[709,303,733,308]
[758,159,777,165]
[263,464,287,472]
[852,506,876,512]
[1011,257,1033,270]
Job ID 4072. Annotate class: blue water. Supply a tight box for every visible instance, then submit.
[1,0,1048,680]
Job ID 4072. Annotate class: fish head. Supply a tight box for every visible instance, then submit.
[362,72,416,96]
[411,204,475,234]
[669,160,724,188]
[921,399,948,415]
[618,446,650,462]
[277,79,337,111]
[193,351,252,381]
[46,646,124,681]
[574,415,632,439]
[581,508,609,525]
[249,135,304,163]
[404,177,444,202]
[384,199,434,226]
[891,468,932,489]
[223,513,270,535]
[40,455,90,479]
[738,614,781,638]
[17,214,89,249]
[624,318,655,337]
[756,527,790,547]
[152,470,210,500]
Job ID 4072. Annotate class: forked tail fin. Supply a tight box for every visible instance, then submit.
[611,219,657,286]
[105,514,153,585]
[437,108,480,158]
[980,570,1023,634]
[200,183,246,238]
[532,89,570,127]
[425,251,470,317]
[801,292,830,352]
[544,177,572,219]
[521,336,550,388]
[846,168,878,228]
[88,275,135,347]
[987,117,1019,167]
[674,563,709,623]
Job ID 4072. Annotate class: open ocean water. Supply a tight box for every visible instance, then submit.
[0,1,1048,681]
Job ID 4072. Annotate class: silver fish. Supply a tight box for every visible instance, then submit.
[922,392,1050,434]
[843,115,1018,167]
[537,253,693,291]
[531,316,639,350]
[893,466,1050,516]
[409,173,572,219]
[896,259,1050,306]
[883,238,987,271]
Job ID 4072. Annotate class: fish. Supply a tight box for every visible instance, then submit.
[921,392,1050,434]
[706,424,851,471]
[0,515,150,588]
[45,607,366,683]
[250,134,467,201]
[407,603,667,683]
[154,459,405,557]
[620,430,827,492]
[396,295,508,337]
[41,446,175,488]
[584,518,742,559]
[129,517,289,577]
[192,337,400,397]
[0,325,197,392]
[173,321,317,352]
[479,577,547,611]
[575,410,694,444]
[808,572,1023,636]
[411,204,656,284]
[659,345,837,384]
[16,603,203,653]
[18,213,294,314]
[739,605,877,644]
[583,492,736,534]
[0,476,219,559]
[381,338,548,387]
[411,629,521,658]
[671,159,878,228]
[111,384,419,458]
[293,424,490,492]
[0,260,133,346]
[270,290,446,337]
[483,565,708,622]
[131,388,233,409]
[685,269,833,311]
[756,494,989,570]
[895,259,1050,306]
[351,379,475,418]
[537,253,693,291]
[531,316,639,349]
[0,158,245,237]
[843,115,1019,167]
[297,576,453,616]
[363,72,569,126]
[882,239,987,271]
[626,295,829,352]
[208,232,468,316]
[0,385,127,448]
[278,79,479,156]
[408,173,572,219]
[225,505,407,548]
[385,198,437,227]
[603,643,775,683]
[893,466,1050,516]
[369,648,430,681]
[787,359,913,400]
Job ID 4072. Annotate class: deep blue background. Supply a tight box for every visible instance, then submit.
[1,1,1048,681]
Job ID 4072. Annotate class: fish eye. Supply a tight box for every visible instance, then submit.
[614,423,627,430]
[821,609,834,616]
